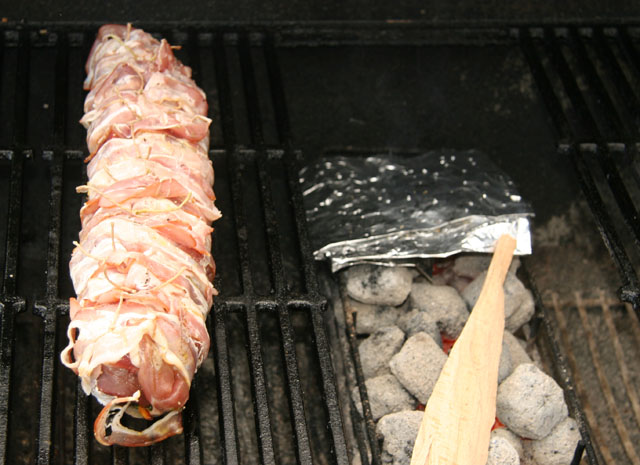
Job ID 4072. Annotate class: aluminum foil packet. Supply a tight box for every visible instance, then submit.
[300,150,533,272]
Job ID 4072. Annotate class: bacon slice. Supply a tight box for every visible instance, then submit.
[61,24,219,447]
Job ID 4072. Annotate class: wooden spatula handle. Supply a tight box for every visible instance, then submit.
[475,235,517,311]
[410,234,517,465]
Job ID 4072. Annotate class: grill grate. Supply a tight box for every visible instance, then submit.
[521,25,640,464]
[0,26,348,465]
[520,26,640,312]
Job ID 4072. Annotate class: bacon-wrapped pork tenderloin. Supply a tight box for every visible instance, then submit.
[61,24,220,447]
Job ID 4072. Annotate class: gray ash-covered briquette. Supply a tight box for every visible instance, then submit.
[408,282,469,338]
[502,330,533,368]
[351,374,416,421]
[389,332,447,404]
[375,410,424,465]
[344,265,413,306]
[504,290,535,333]
[498,339,514,384]
[358,325,405,379]
[530,417,581,465]
[491,428,524,457]
[496,363,568,440]
[486,435,521,465]
[396,309,442,346]
[462,270,534,332]
[453,255,494,279]
[347,297,404,335]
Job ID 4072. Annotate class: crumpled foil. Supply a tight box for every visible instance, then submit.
[300,150,533,272]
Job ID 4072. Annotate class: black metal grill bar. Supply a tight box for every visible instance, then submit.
[256,156,286,295]
[213,33,237,148]
[263,36,292,147]
[33,151,63,465]
[569,145,640,308]
[343,300,382,465]
[113,445,128,464]
[47,31,69,294]
[0,32,4,127]
[39,294,338,320]
[277,306,313,464]
[309,308,349,465]
[212,308,240,465]
[183,382,201,465]
[187,29,201,82]
[283,154,322,298]
[54,32,69,147]
[238,35,266,148]
[148,443,165,465]
[568,29,631,139]
[595,148,640,245]
[35,311,57,465]
[12,30,30,147]
[74,381,90,465]
[32,29,70,464]
[229,151,255,296]
[1,153,22,297]
[519,29,573,141]
[592,29,640,137]
[181,35,204,465]
[619,28,640,76]
[44,294,333,313]
[544,29,602,138]
[245,306,277,465]
[2,31,31,299]
[43,154,64,297]
[0,302,8,465]
[0,299,19,465]
[0,29,30,465]
[149,443,165,465]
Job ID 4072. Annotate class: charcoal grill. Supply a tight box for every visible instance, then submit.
[0,21,639,465]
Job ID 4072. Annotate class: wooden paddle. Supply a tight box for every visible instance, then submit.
[410,234,517,465]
